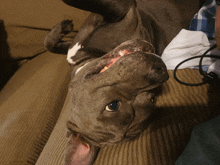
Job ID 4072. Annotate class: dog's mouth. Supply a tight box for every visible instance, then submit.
[84,50,138,79]
[84,40,155,79]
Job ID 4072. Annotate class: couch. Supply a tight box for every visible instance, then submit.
[0,0,220,164]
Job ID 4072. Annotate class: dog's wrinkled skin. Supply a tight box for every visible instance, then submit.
[44,0,169,164]
[68,39,168,145]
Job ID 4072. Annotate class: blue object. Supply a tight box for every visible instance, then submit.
[189,0,217,38]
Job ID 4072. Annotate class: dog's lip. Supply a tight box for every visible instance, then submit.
[84,51,157,79]
[84,50,138,79]
[83,39,158,79]
[99,48,159,73]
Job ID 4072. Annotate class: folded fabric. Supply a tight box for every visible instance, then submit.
[161,29,220,70]
[189,0,216,38]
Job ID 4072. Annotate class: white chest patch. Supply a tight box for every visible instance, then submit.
[67,42,83,64]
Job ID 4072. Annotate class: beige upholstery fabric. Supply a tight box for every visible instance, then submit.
[0,0,89,89]
[36,93,72,165]
[0,52,70,164]
[0,0,89,60]
[1,0,220,164]
[0,0,89,30]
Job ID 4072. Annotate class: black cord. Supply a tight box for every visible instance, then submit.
[199,44,217,77]
[174,44,220,86]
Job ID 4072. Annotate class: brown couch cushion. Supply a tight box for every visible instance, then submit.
[3,26,49,59]
[0,0,90,60]
[36,93,72,165]
[0,0,89,88]
[0,0,89,30]
[0,52,70,164]
[35,69,220,165]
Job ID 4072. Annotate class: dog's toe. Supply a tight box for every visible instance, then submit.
[60,19,74,35]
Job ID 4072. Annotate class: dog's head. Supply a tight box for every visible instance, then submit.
[66,39,168,148]
[65,39,168,164]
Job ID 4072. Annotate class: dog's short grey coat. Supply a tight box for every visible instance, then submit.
[44,0,169,164]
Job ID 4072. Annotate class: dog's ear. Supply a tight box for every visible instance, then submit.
[62,0,135,22]
[64,123,100,165]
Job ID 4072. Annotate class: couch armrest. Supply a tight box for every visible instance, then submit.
[0,52,70,164]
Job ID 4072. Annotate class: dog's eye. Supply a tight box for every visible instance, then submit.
[150,96,155,103]
[105,101,120,112]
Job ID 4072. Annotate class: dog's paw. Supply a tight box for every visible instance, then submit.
[60,19,74,35]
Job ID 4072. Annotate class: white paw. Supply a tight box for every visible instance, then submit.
[67,42,83,64]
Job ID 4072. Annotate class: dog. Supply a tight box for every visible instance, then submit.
[44,0,169,164]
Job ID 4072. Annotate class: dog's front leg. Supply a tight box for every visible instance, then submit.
[44,20,73,54]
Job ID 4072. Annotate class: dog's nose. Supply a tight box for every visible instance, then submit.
[154,64,166,75]
[149,58,169,83]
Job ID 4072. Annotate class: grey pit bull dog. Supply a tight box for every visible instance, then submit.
[44,0,169,164]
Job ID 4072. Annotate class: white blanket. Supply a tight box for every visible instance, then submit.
[161,29,220,70]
